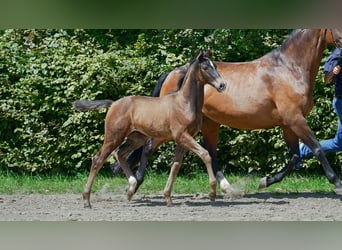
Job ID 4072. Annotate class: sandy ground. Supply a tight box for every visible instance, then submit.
[1,190,341,221]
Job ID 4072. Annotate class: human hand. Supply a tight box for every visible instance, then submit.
[333,65,341,75]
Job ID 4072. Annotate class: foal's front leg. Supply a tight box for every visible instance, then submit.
[163,145,186,206]
[177,133,217,202]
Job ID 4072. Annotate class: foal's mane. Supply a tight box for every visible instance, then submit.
[179,54,204,88]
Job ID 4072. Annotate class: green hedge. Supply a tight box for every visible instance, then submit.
[0,29,340,176]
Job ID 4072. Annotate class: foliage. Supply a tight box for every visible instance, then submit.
[1,29,339,176]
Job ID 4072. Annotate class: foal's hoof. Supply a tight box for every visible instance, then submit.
[82,193,92,208]
[165,198,173,207]
[84,203,92,209]
[258,177,267,189]
[209,193,216,202]
[83,200,92,208]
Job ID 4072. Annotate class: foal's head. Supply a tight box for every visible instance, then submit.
[193,49,226,92]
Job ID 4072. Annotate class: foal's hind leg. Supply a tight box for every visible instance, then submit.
[163,145,186,206]
[114,148,137,201]
[83,142,116,208]
[114,131,148,161]
[114,131,148,200]
[177,132,217,202]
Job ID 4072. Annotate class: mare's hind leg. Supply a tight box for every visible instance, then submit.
[260,117,342,194]
[83,142,116,208]
[293,119,342,194]
[176,132,217,202]
[259,127,300,189]
[135,137,166,192]
[201,117,234,194]
[163,145,186,206]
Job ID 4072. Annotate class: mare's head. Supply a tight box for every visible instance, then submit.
[193,49,226,92]
[327,29,342,48]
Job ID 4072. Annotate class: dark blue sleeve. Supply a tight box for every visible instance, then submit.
[324,50,340,74]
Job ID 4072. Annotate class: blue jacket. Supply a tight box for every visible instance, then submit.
[324,48,342,96]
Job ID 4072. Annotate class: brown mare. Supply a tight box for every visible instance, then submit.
[73,50,227,207]
[113,29,342,196]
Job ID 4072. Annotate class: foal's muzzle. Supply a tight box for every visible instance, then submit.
[218,82,226,92]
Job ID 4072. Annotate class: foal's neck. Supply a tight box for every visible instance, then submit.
[179,64,205,114]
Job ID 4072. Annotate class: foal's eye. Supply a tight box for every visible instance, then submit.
[202,64,210,70]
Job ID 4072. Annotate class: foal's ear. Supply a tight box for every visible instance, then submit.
[196,49,204,61]
[205,49,213,58]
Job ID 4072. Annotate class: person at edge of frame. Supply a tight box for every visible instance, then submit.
[296,48,342,169]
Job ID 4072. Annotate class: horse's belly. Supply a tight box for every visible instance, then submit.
[203,99,281,130]
[211,113,281,130]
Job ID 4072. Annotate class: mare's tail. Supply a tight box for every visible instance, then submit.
[151,72,169,97]
[73,99,114,111]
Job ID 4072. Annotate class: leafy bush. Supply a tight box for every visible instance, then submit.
[0,29,167,174]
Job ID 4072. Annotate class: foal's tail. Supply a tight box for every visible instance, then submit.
[73,99,114,111]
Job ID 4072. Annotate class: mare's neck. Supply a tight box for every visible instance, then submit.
[278,29,326,85]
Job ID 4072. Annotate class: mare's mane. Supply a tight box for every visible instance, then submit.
[277,29,304,52]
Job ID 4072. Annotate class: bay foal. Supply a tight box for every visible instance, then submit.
[74,50,227,207]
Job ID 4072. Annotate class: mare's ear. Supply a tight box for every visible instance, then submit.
[330,29,342,48]
[196,49,204,61]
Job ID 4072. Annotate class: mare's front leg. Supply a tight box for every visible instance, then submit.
[177,132,217,202]
[163,145,186,206]
[201,117,234,195]
[83,142,115,208]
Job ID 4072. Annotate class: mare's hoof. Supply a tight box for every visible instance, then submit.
[258,177,267,189]
[126,192,134,201]
[334,187,342,195]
